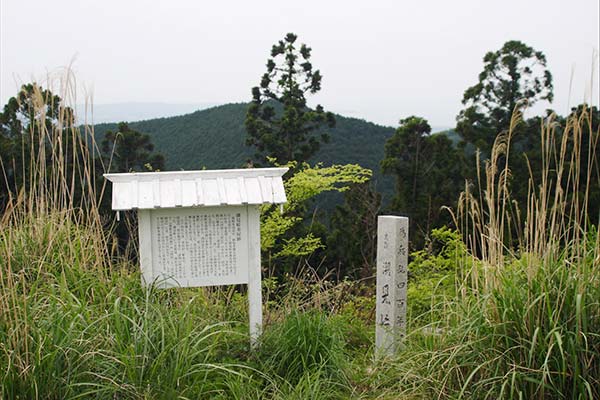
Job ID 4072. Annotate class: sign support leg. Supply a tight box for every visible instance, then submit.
[138,209,154,286]
[247,205,263,345]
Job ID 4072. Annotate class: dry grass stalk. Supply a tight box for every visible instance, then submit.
[455,103,599,293]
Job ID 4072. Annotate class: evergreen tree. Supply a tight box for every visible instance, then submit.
[245,33,335,166]
[326,181,381,279]
[456,40,553,155]
[101,122,165,173]
[381,116,463,246]
[0,83,75,208]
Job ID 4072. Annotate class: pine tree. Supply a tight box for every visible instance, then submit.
[245,33,335,166]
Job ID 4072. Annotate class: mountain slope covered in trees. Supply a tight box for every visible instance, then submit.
[93,103,398,200]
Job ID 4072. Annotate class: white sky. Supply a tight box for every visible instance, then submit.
[1,0,598,127]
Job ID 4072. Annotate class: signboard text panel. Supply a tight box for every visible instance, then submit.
[149,206,249,287]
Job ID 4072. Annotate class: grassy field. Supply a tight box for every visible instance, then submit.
[1,80,598,399]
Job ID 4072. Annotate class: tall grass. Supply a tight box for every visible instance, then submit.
[0,74,109,397]
[458,107,599,398]
[0,73,260,399]
[257,310,348,384]
[379,107,599,399]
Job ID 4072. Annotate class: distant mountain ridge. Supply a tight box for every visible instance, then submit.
[77,102,217,124]
[93,103,398,198]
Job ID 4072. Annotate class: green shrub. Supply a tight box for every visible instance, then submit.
[407,227,470,322]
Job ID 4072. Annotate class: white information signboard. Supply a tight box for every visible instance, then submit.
[375,215,408,356]
[104,168,288,343]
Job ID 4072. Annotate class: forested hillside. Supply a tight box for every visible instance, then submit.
[93,102,398,200]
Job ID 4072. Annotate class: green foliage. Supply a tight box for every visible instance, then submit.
[245,33,336,165]
[101,121,165,173]
[490,251,599,398]
[256,311,348,386]
[382,116,463,246]
[326,182,381,279]
[0,213,362,400]
[260,163,371,267]
[2,199,598,399]
[392,103,600,399]
[407,227,468,321]
[284,163,372,205]
[456,40,553,154]
[3,212,597,399]
[381,246,600,399]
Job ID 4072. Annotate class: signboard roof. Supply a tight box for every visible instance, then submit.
[104,167,288,210]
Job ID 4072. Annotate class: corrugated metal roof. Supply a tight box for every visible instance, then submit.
[104,168,288,210]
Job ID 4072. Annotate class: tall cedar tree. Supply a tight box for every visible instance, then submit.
[456,40,553,156]
[245,33,335,166]
[381,116,463,247]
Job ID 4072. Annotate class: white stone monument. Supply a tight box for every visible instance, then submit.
[104,167,288,342]
[375,215,408,355]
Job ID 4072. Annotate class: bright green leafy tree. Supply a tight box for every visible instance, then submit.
[245,33,335,166]
[260,162,371,275]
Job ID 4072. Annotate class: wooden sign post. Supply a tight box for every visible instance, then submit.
[105,168,288,343]
[375,216,408,355]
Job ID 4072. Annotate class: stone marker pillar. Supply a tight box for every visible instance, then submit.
[375,216,408,355]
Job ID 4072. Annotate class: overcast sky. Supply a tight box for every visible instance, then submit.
[1,0,598,127]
